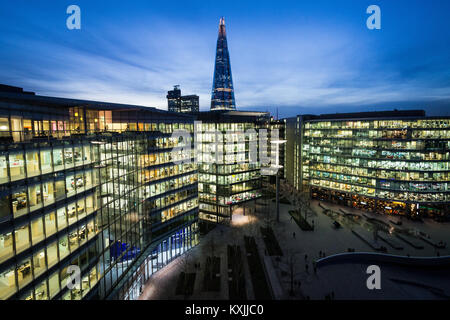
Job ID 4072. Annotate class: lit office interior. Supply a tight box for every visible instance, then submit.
[195,117,269,223]
[0,91,199,300]
[292,115,450,219]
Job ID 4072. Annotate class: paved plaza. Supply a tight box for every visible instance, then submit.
[139,181,450,300]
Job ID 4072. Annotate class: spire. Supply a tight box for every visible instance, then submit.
[219,17,226,36]
[211,17,236,111]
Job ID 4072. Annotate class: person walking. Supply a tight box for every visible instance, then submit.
[293,232,296,239]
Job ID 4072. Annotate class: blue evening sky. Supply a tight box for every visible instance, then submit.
[0,0,449,118]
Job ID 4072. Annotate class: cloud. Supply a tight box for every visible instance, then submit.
[0,0,449,118]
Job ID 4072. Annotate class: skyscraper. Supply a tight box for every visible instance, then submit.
[211,17,236,111]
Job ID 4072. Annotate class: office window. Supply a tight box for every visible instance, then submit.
[48,271,59,298]
[14,224,30,254]
[43,179,55,206]
[67,202,77,225]
[62,290,71,300]
[0,193,11,219]
[83,145,91,163]
[26,150,40,177]
[46,241,58,268]
[64,147,74,168]
[0,266,16,299]
[54,176,65,201]
[31,217,45,245]
[9,152,25,181]
[35,279,48,300]
[33,248,46,278]
[28,183,42,212]
[86,219,96,240]
[40,149,52,174]
[58,234,69,259]
[79,225,87,247]
[69,229,79,252]
[74,146,83,166]
[44,211,57,237]
[85,194,96,214]
[0,231,13,263]
[53,148,64,171]
[42,120,50,136]
[20,289,33,300]
[89,266,98,287]
[77,198,86,220]
[0,153,8,184]
[81,274,90,298]
[57,207,68,230]
[74,172,85,192]
[66,173,76,197]
[60,266,71,292]
[17,257,33,289]
[0,117,9,137]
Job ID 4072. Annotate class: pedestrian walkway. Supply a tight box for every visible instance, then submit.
[139,214,260,300]
[139,179,450,300]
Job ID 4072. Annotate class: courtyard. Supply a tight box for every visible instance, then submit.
[139,181,450,300]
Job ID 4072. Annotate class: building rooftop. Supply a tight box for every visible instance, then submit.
[194,110,270,122]
[302,110,426,121]
[0,84,193,120]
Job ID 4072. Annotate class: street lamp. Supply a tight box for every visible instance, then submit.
[261,137,286,223]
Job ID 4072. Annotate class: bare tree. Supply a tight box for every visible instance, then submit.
[373,224,380,242]
[230,245,245,299]
[208,233,216,258]
[178,250,193,299]
[279,249,302,297]
[287,251,297,296]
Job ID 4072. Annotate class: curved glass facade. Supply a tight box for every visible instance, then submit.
[0,90,199,300]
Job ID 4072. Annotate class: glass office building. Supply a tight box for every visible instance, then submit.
[286,110,450,220]
[196,111,270,223]
[0,86,199,300]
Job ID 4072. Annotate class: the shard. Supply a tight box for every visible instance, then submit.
[211,17,236,111]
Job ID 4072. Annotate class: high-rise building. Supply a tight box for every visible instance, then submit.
[211,17,236,111]
[0,85,199,300]
[167,85,182,113]
[285,110,450,220]
[167,86,199,113]
[196,111,272,224]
